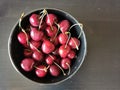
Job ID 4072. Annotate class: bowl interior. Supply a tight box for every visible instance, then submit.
[8,8,87,84]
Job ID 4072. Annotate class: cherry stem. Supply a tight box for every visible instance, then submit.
[38,9,47,30]
[52,22,60,41]
[54,62,66,76]
[65,32,71,48]
[19,13,42,53]
[68,23,83,39]
[78,23,83,39]
[66,63,71,75]
[46,65,50,69]
[34,66,47,72]
[48,54,54,60]
[44,9,54,30]
[30,42,41,53]
[19,12,29,46]
[72,38,79,50]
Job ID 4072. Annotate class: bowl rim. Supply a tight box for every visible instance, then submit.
[8,8,87,85]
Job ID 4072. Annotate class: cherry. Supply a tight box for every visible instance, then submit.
[58,33,68,44]
[61,58,71,69]
[41,40,55,54]
[50,36,59,46]
[59,44,71,58]
[30,27,44,41]
[69,37,80,50]
[61,58,71,75]
[29,40,41,51]
[35,65,47,77]
[49,65,60,77]
[17,32,29,45]
[29,14,40,27]
[24,49,33,57]
[21,58,35,72]
[67,50,76,59]
[59,20,70,33]
[46,13,57,26]
[45,54,56,65]
[45,26,57,37]
[32,50,44,61]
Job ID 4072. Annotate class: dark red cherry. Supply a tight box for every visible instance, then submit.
[17,32,29,45]
[69,37,80,50]
[58,33,68,44]
[46,14,57,26]
[30,27,44,41]
[50,36,59,46]
[29,40,41,51]
[59,20,70,33]
[45,55,56,65]
[24,49,33,57]
[35,65,47,78]
[61,58,71,69]
[46,26,57,37]
[21,58,35,72]
[29,14,40,27]
[49,65,60,77]
[32,51,44,61]
[67,50,76,59]
[41,40,55,54]
[59,45,71,58]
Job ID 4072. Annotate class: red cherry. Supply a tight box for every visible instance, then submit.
[17,32,29,45]
[35,65,47,78]
[45,55,56,65]
[30,27,44,41]
[49,65,60,77]
[32,51,44,61]
[29,14,40,27]
[46,14,57,26]
[41,40,55,54]
[58,33,68,44]
[24,49,33,57]
[29,40,41,51]
[59,45,71,58]
[67,50,76,59]
[21,58,35,72]
[59,20,70,33]
[50,36,59,46]
[61,58,71,69]
[69,37,80,50]
[46,26,57,37]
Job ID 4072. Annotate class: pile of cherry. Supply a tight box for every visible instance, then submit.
[17,9,81,78]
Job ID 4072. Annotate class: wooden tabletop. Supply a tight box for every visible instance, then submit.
[0,0,120,90]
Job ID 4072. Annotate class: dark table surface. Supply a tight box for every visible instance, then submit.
[0,0,120,90]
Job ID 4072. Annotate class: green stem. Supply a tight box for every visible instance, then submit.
[65,32,71,48]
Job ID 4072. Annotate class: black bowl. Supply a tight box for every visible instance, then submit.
[8,8,87,85]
